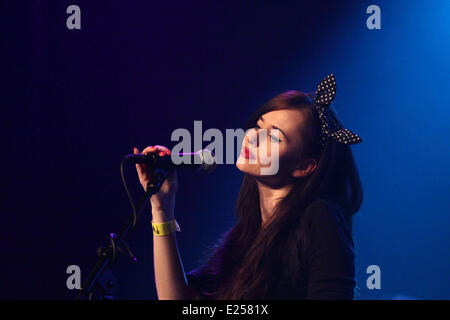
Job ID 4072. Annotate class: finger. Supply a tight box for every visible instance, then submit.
[142,146,157,154]
[155,146,171,158]
[147,145,169,157]
[134,147,145,174]
[134,147,149,175]
[154,145,171,155]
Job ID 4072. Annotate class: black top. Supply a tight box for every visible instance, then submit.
[186,198,356,299]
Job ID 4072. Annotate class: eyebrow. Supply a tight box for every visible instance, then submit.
[258,116,289,141]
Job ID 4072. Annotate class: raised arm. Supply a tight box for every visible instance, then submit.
[134,145,197,300]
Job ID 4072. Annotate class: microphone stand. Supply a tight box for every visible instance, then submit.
[76,168,169,300]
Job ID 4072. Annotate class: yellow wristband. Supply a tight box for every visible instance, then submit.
[152,219,181,236]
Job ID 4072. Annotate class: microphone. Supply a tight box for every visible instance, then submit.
[124,148,216,173]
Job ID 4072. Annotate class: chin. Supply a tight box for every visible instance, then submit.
[236,155,263,176]
[236,156,260,176]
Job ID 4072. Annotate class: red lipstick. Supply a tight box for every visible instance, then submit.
[243,146,250,159]
[241,145,256,160]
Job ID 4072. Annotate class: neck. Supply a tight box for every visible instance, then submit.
[256,179,293,227]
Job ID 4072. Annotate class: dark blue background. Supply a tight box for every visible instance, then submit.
[1,0,449,299]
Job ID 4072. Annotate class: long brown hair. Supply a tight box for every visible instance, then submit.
[193,90,363,299]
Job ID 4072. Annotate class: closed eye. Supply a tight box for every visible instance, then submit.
[270,133,281,142]
[254,124,282,142]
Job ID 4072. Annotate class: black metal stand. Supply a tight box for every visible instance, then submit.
[76,168,169,300]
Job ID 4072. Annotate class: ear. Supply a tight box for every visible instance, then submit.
[292,158,317,178]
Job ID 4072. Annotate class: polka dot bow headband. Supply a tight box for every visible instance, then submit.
[312,74,362,150]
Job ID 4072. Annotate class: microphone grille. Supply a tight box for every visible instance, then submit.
[197,149,216,173]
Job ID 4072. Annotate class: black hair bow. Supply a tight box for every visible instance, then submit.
[312,74,362,150]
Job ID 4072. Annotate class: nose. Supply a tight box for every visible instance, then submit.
[247,128,259,147]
